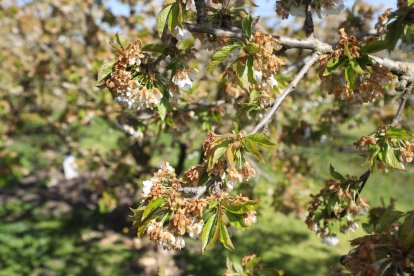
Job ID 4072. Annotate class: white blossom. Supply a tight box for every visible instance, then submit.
[142,179,154,197]
[63,154,79,180]
[175,27,191,40]
[322,235,339,246]
[172,72,192,90]
[254,70,263,82]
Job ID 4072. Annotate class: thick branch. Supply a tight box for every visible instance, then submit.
[251,52,321,134]
[185,23,414,77]
[304,0,314,37]
[194,0,208,24]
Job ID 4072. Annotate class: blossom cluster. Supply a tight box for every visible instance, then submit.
[202,131,257,191]
[341,210,414,275]
[320,29,393,103]
[250,32,284,92]
[306,176,369,240]
[276,0,345,19]
[131,158,258,251]
[133,163,208,250]
[354,126,414,171]
[105,39,163,110]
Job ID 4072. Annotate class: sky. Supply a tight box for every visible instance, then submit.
[107,0,396,17]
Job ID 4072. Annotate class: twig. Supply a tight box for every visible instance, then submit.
[179,176,218,199]
[251,52,321,134]
[304,0,314,37]
[391,85,413,127]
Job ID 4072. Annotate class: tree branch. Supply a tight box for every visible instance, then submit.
[304,0,314,37]
[194,0,208,24]
[391,85,413,127]
[184,23,414,78]
[251,52,321,134]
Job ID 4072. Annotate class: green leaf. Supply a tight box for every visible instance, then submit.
[222,200,259,214]
[96,61,114,86]
[249,89,259,102]
[376,210,404,233]
[226,145,236,170]
[142,197,166,221]
[208,44,240,71]
[205,216,220,251]
[142,44,167,53]
[343,41,352,60]
[323,57,346,76]
[202,213,216,253]
[224,211,246,229]
[210,146,227,169]
[156,4,173,37]
[386,128,413,140]
[362,40,389,54]
[157,98,167,121]
[242,15,253,37]
[236,60,249,89]
[345,65,357,90]
[244,43,260,54]
[115,32,126,49]
[385,21,404,51]
[168,3,179,32]
[219,223,235,251]
[350,59,366,75]
[245,133,275,146]
[329,164,346,181]
[384,143,405,170]
[241,139,263,161]
[246,56,255,84]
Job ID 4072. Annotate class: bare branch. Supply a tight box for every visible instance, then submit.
[194,0,208,24]
[304,0,314,37]
[391,84,413,127]
[251,52,321,134]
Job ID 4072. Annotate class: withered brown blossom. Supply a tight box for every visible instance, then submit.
[320,29,393,103]
[105,39,163,110]
[306,177,369,238]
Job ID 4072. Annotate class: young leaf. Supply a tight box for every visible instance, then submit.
[246,56,255,84]
[384,143,405,170]
[350,59,366,75]
[202,213,217,253]
[142,197,166,221]
[209,146,227,169]
[222,200,259,214]
[224,211,246,229]
[219,222,235,251]
[208,44,240,71]
[329,164,346,181]
[168,3,179,32]
[245,133,275,146]
[244,43,260,55]
[362,40,389,54]
[242,15,253,37]
[156,4,173,37]
[241,139,263,161]
[345,65,357,90]
[157,98,167,121]
[386,128,413,140]
[96,61,114,86]
[323,57,346,76]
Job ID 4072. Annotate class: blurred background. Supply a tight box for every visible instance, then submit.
[0,0,413,275]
